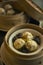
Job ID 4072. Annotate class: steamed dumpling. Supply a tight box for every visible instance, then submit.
[7,9,15,15]
[22,32,33,41]
[4,4,12,10]
[0,8,5,15]
[26,40,38,51]
[14,38,25,49]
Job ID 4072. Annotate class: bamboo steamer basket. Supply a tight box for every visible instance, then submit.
[0,12,26,31]
[0,1,26,31]
[1,24,43,65]
[0,0,43,31]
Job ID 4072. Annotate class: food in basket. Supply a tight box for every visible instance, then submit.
[4,4,13,10]
[6,9,15,15]
[26,39,38,51]
[14,38,25,49]
[22,32,33,41]
[12,31,40,53]
[0,8,5,15]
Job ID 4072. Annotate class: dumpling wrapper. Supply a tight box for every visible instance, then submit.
[26,40,38,51]
[0,8,5,15]
[4,4,13,10]
[22,32,33,41]
[14,38,25,49]
[7,9,15,15]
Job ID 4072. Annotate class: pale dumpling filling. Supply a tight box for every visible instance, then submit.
[13,31,39,53]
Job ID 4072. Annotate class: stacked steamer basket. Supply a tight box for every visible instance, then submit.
[0,0,26,31]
